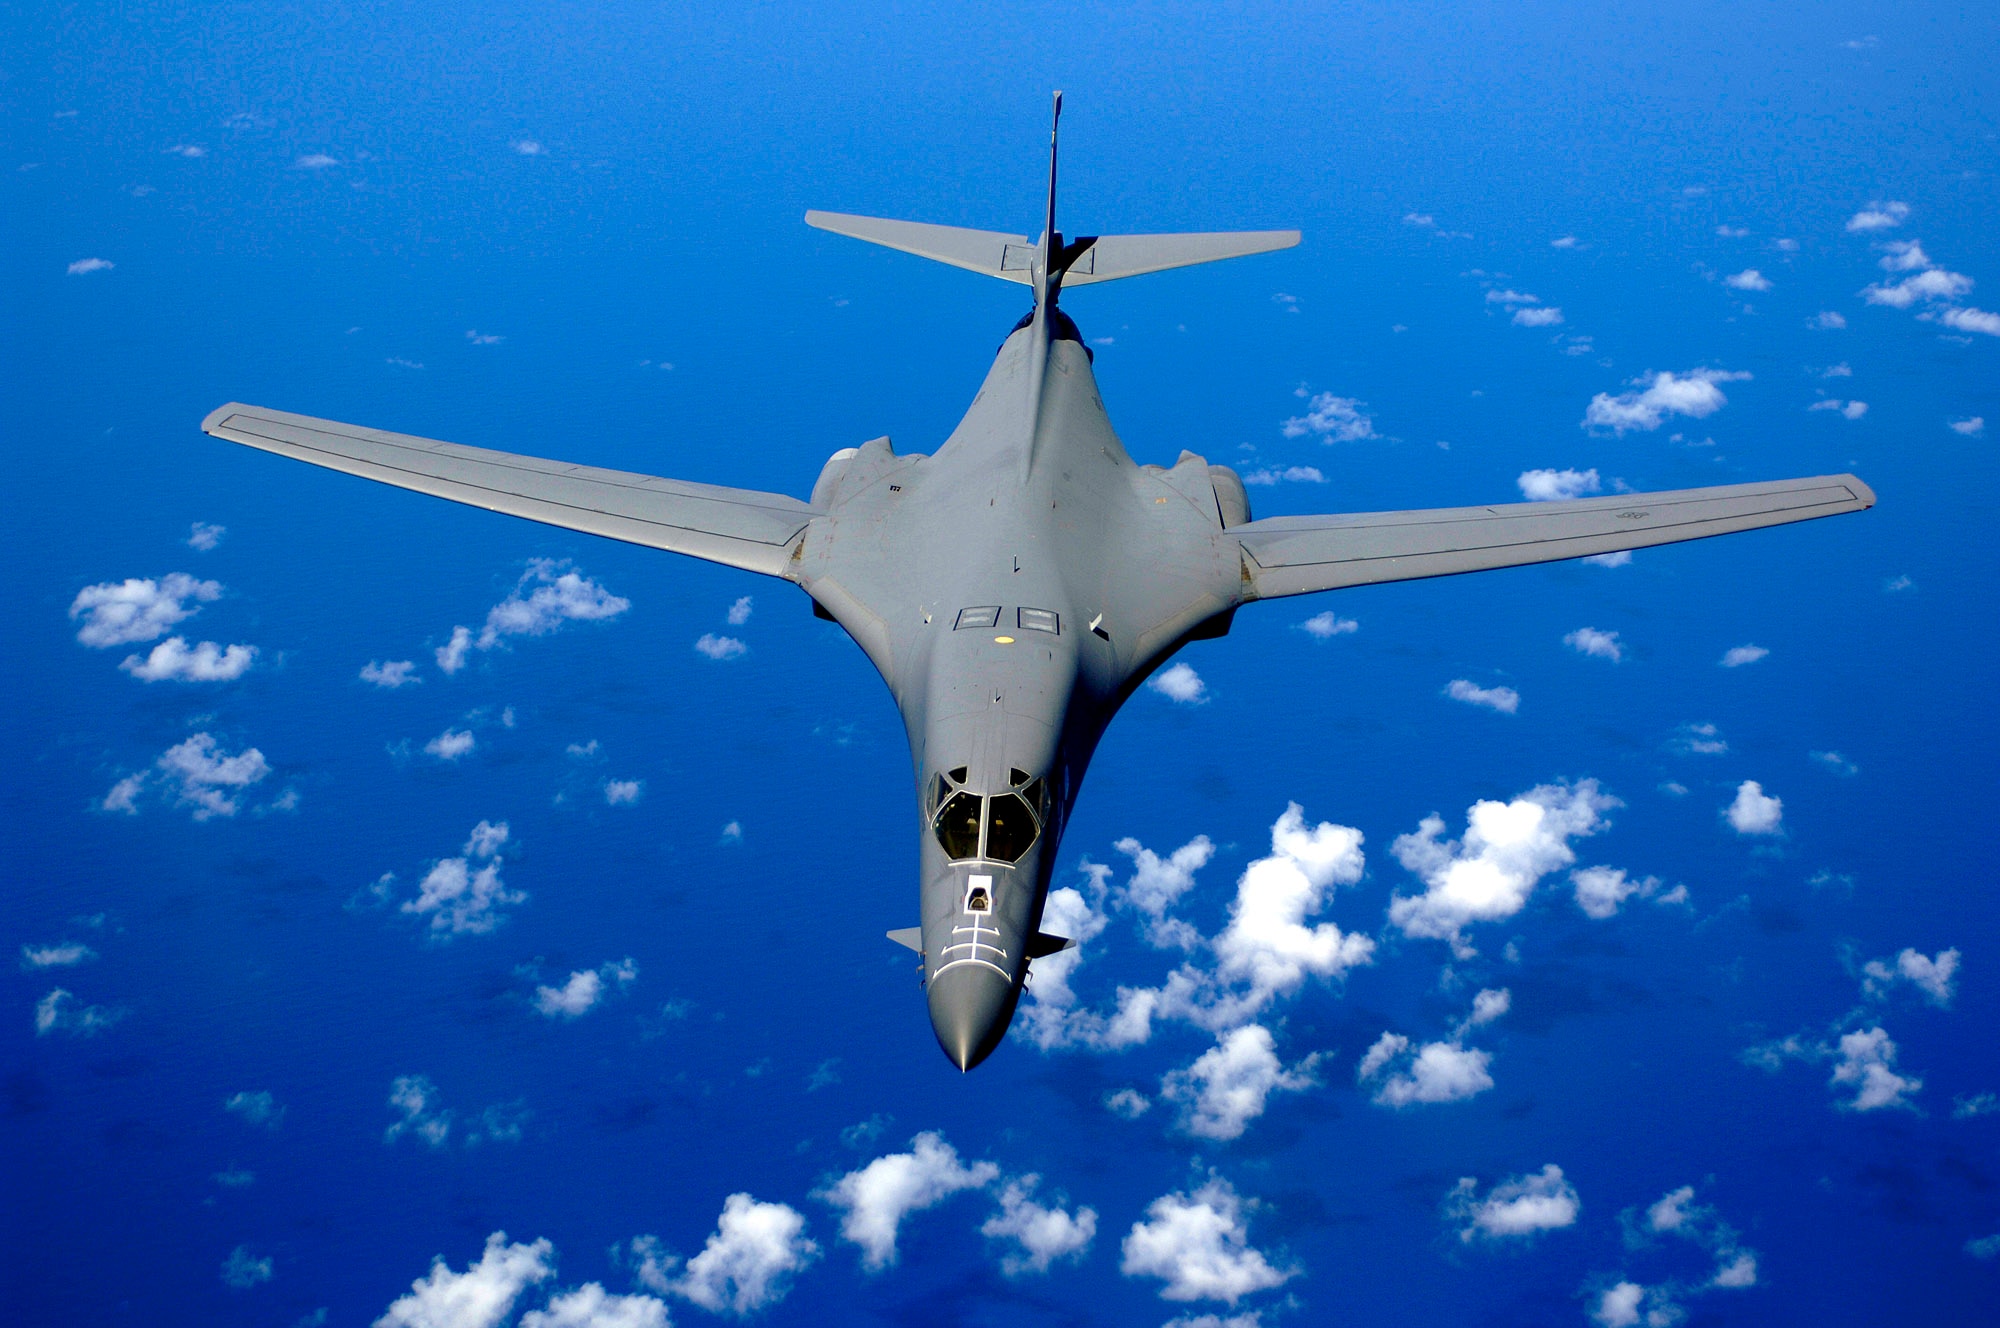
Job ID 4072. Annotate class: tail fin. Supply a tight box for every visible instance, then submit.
[805,93,1297,292]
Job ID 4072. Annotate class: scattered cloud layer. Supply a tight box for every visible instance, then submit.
[437,561,629,674]
[1583,369,1749,435]
[1445,1165,1580,1241]
[361,659,420,688]
[629,1193,819,1312]
[1444,679,1519,713]
[533,958,637,1018]
[1281,391,1377,442]
[70,573,221,647]
[980,1176,1098,1275]
[397,821,524,938]
[1120,1176,1292,1304]
[1518,467,1601,501]
[817,1132,999,1270]
[1164,1024,1320,1139]
[1565,627,1623,662]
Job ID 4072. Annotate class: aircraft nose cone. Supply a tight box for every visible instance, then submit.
[927,964,1013,1071]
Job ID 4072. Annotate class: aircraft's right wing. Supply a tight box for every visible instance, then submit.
[1235,474,1874,600]
[202,404,816,578]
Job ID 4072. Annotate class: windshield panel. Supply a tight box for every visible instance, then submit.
[935,792,984,860]
[984,793,1039,863]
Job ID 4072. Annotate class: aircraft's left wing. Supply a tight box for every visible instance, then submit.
[202,404,816,578]
[1235,474,1874,600]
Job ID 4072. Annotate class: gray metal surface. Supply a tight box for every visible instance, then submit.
[201,101,1876,1071]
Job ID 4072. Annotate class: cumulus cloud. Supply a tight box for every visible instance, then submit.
[534,958,637,1018]
[604,780,642,805]
[1281,392,1376,442]
[436,562,629,674]
[1845,201,1909,232]
[1149,662,1209,704]
[425,728,476,761]
[1810,310,1848,330]
[34,988,124,1036]
[726,596,754,626]
[401,821,524,938]
[1583,550,1632,568]
[635,1193,819,1312]
[1592,1281,1646,1327]
[116,637,255,681]
[1570,866,1673,919]
[1723,780,1782,834]
[817,1133,999,1270]
[1297,611,1358,639]
[1163,1025,1320,1140]
[1388,779,1618,952]
[1937,305,2000,336]
[21,942,96,969]
[1445,1165,1580,1242]
[221,1245,274,1289]
[68,257,115,275]
[981,1176,1098,1276]
[1518,467,1601,501]
[376,1232,555,1328]
[1106,1088,1151,1118]
[694,634,747,660]
[187,521,226,550]
[1115,834,1215,928]
[1583,369,1749,435]
[1240,465,1325,486]
[225,1089,286,1129]
[110,732,272,819]
[1565,627,1623,662]
[362,660,421,688]
[70,573,222,647]
[1719,645,1768,668]
[1862,266,1973,308]
[1861,947,1959,1007]
[1512,306,1564,327]
[1121,1177,1292,1304]
[1673,721,1728,755]
[1809,398,1869,419]
[1601,1181,1762,1317]
[511,139,544,155]
[1723,269,1772,292]
[1444,679,1518,713]
[1012,884,1115,1048]
[1486,289,1539,306]
[518,1284,666,1328]
[436,626,474,674]
[1831,1027,1921,1110]
[1949,416,1984,435]
[1357,1033,1494,1107]
[294,153,339,169]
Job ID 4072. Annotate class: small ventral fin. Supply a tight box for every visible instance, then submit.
[887,927,922,953]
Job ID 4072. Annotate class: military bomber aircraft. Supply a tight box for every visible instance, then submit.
[202,96,1874,1070]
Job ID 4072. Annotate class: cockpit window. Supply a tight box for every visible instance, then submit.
[984,793,1039,863]
[1022,777,1046,816]
[1009,768,1031,787]
[935,792,983,860]
[930,773,950,816]
[948,766,968,784]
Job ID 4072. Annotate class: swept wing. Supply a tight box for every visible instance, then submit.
[1236,474,1875,599]
[201,404,815,578]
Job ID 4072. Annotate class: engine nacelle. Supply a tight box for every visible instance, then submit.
[811,447,860,508]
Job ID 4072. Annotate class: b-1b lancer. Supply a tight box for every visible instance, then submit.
[203,96,1873,1070]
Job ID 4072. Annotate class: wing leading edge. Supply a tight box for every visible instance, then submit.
[1236,474,1875,599]
[201,404,816,578]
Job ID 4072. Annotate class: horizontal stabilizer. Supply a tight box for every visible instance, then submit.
[806,210,1297,287]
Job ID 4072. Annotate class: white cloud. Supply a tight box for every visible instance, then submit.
[817,1132,999,1270]
[21,942,96,969]
[1013,884,1115,1049]
[1204,805,1371,1023]
[1584,369,1750,435]
[1592,1281,1646,1327]
[535,958,637,1018]
[1723,780,1782,835]
[1884,574,1914,592]
[384,1074,455,1148]
[425,729,476,761]
[401,821,524,938]
[1121,1177,1291,1304]
[120,636,256,682]
[655,1193,819,1312]
[1810,310,1848,330]
[70,573,222,646]
[225,1089,286,1129]
[981,1176,1097,1276]
[479,560,629,649]
[187,521,226,550]
[294,153,338,169]
[1938,305,2000,336]
[146,732,271,819]
[1445,1165,1580,1241]
[1240,465,1325,486]
[1723,269,1772,292]
[604,780,642,805]
[1297,611,1358,639]
[1565,627,1623,662]
[1879,239,1931,271]
[1106,1088,1151,1118]
[34,987,124,1036]
[511,139,544,156]
[1444,679,1518,713]
[694,634,747,660]
[1163,1025,1319,1140]
[221,1245,274,1289]
[1389,779,1617,951]
[375,1231,555,1328]
[1719,645,1768,668]
[1966,1234,2000,1260]
[1115,834,1215,922]
[1570,866,1667,919]
[726,596,754,626]
[1358,1033,1494,1107]
[67,257,114,275]
[1862,947,1959,1007]
[1583,550,1632,568]
[1949,416,1985,435]
[1281,392,1376,442]
[1511,306,1564,327]
[1518,467,1601,501]
[436,626,474,674]
[518,1284,666,1328]
[1845,201,1909,232]
[1674,721,1728,755]
[1862,266,1973,308]
[1809,398,1869,419]
[719,820,743,844]
[1831,1026,1921,1110]
[1149,662,1209,705]
[1403,212,1435,227]
[362,660,421,688]
[1810,750,1859,776]
[1551,235,1579,248]
[1485,289,1539,306]
[465,330,504,345]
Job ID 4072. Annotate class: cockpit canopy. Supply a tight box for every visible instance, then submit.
[930,767,1047,863]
